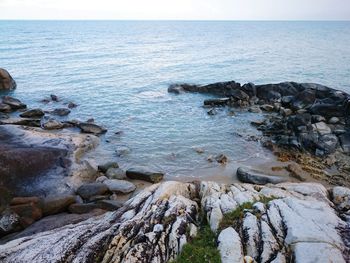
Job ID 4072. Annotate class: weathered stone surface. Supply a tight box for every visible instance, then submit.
[0,69,16,90]
[41,118,64,130]
[105,168,126,180]
[126,168,164,183]
[103,179,136,194]
[237,167,288,185]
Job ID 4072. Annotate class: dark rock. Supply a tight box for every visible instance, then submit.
[236,167,288,185]
[98,161,119,173]
[290,89,316,110]
[1,96,26,110]
[207,108,217,115]
[266,90,281,102]
[256,82,301,100]
[287,113,311,131]
[51,108,71,116]
[78,122,107,135]
[115,146,131,157]
[241,82,256,97]
[203,98,230,106]
[0,187,12,214]
[126,168,164,183]
[68,203,104,214]
[0,103,12,113]
[50,94,59,102]
[281,95,294,107]
[260,104,274,112]
[20,109,45,118]
[76,183,109,200]
[0,209,21,236]
[10,197,42,206]
[215,154,228,164]
[311,115,326,123]
[0,68,16,90]
[310,103,345,117]
[42,195,76,216]
[67,102,77,109]
[299,131,319,152]
[96,200,123,210]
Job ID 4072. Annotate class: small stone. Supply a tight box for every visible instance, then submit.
[78,122,107,135]
[194,147,204,154]
[328,117,340,124]
[215,154,228,164]
[67,102,77,109]
[248,105,261,113]
[207,108,217,115]
[96,176,108,183]
[42,195,76,216]
[260,104,274,112]
[50,94,59,102]
[41,118,64,130]
[51,108,71,116]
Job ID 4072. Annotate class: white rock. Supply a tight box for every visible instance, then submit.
[209,204,223,232]
[312,122,331,135]
[242,212,260,260]
[218,227,244,263]
[292,242,345,263]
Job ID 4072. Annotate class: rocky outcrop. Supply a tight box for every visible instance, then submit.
[0,181,348,263]
[0,69,16,90]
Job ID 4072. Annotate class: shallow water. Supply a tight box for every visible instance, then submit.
[1,21,350,181]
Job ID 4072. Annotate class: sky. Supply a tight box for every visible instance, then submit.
[0,0,349,20]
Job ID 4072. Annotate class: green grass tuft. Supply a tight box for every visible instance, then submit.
[172,224,221,263]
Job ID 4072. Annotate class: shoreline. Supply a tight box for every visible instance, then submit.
[1,68,350,262]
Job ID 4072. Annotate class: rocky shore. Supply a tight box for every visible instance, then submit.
[1,68,350,262]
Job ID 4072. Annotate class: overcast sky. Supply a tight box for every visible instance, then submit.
[0,0,349,20]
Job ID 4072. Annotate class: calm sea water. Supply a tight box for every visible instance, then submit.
[1,21,350,181]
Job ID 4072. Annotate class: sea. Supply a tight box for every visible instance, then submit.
[1,21,350,182]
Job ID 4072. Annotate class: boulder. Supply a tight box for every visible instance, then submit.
[19,109,45,118]
[78,122,107,135]
[1,96,26,110]
[106,167,126,180]
[0,68,16,90]
[51,108,71,116]
[42,195,76,216]
[310,103,344,117]
[236,167,288,185]
[103,179,136,194]
[10,202,42,227]
[98,161,119,173]
[126,168,164,183]
[0,103,12,113]
[41,118,64,130]
[76,183,109,200]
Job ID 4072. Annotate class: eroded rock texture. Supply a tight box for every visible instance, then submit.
[0,181,349,263]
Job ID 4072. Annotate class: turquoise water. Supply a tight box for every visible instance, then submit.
[1,21,350,180]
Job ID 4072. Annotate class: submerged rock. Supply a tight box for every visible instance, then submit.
[236,167,288,185]
[51,108,71,117]
[126,168,164,183]
[0,68,16,90]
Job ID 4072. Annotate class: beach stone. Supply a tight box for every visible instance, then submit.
[76,183,109,200]
[67,102,77,109]
[42,195,76,216]
[0,118,41,127]
[1,96,26,109]
[249,105,261,113]
[207,108,217,115]
[98,161,119,173]
[96,175,108,183]
[51,108,71,116]
[126,168,164,183]
[103,179,136,194]
[0,103,12,113]
[328,117,340,124]
[311,115,326,123]
[106,167,126,180]
[260,104,274,112]
[115,146,131,156]
[0,209,21,235]
[218,227,244,263]
[0,68,16,90]
[237,167,288,185]
[215,154,228,164]
[78,122,107,135]
[41,118,64,130]
[20,109,44,118]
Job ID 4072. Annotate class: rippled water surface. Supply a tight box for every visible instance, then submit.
[1,21,350,181]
